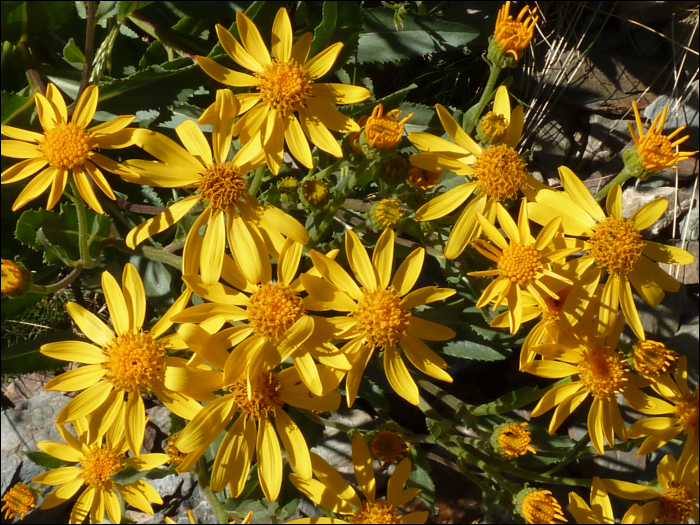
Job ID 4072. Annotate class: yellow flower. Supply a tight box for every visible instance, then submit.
[629,100,695,173]
[289,433,428,524]
[2,258,24,294]
[626,356,698,460]
[568,477,641,524]
[407,165,441,190]
[1,83,135,214]
[529,166,695,340]
[492,1,538,62]
[468,200,575,335]
[523,315,650,454]
[122,90,308,286]
[493,421,535,457]
[32,417,168,524]
[303,228,456,406]
[371,428,410,463]
[196,8,370,173]
[172,238,351,397]
[371,198,404,230]
[1,483,35,520]
[40,264,202,456]
[172,365,342,502]
[409,87,545,259]
[514,487,566,524]
[630,339,678,381]
[602,453,699,524]
[364,104,413,150]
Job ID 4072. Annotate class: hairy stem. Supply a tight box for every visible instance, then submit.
[594,166,634,202]
[75,1,97,107]
[466,63,502,134]
[68,178,100,269]
[195,457,227,524]
[29,263,84,294]
[248,166,266,196]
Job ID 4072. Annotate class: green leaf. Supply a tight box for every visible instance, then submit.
[145,464,178,479]
[276,498,299,521]
[357,8,478,65]
[1,293,42,323]
[1,330,79,376]
[425,418,451,440]
[357,377,390,411]
[24,451,71,469]
[345,83,417,118]
[229,499,278,520]
[443,340,512,361]
[63,37,85,65]
[408,448,437,511]
[110,465,148,485]
[2,1,74,44]
[310,1,338,58]
[469,382,570,417]
[223,473,263,511]
[1,91,33,125]
[398,101,464,135]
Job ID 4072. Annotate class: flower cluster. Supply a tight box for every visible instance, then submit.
[1,3,696,524]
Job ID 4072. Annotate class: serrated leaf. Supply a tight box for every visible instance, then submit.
[2,1,74,44]
[1,330,80,376]
[357,8,478,65]
[310,1,338,58]
[63,37,85,65]
[443,340,512,361]
[469,382,570,417]
[276,498,299,521]
[230,499,278,520]
[110,465,149,485]
[145,465,178,479]
[408,448,436,511]
[24,451,71,469]
[425,418,451,440]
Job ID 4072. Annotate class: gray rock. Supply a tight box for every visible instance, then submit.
[679,203,699,241]
[658,240,699,285]
[580,114,629,177]
[665,317,700,391]
[621,184,694,237]
[635,283,687,339]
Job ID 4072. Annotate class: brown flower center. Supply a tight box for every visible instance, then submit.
[632,340,678,380]
[229,371,282,420]
[497,422,533,457]
[659,482,695,524]
[371,430,409,463]
[674,393,698,436]
[102,330,165,393]
[519,490,565,524]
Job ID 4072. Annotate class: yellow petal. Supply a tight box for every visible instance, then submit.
[213,89,239,165]
[292,352,323,396]
[278,238,303,286]
[11,166,59,211]
[352,433,376,501]
[1,139,43,159]
[641,240,695,265]
[304,42,343,79]
[285,114,313,169]
[409,152,474,175]
[41,341,105,364]
[600,479,660,501]
[1,124,43,142]
[1,156,47,183]
[406,317,455,341]
[275,408,312,479]
[195,55,259,87]
[503,104,524,150]
[44,365,106,392]
[102,487,121,525]
[36,440,83,463]
[210,415,248,492]
[39,477,85,511]
[414,182,476,221]
[493,85,510,120]
[227,212,264,284]
[524,360,579,379]
[116,483,153,514]
[435,104,482,155]
[237,11,271,66]
[200,209,226,285]
[176,394,236,453]
[400,336,452,382]
[71,85,98,129]
[310,453,362,509]
[345,340,373,408]
[102,270,129,335]
[391,247,425,296]
[631,197,668,231]
[558,166,605,222]
[122,263,145,330]
[125,393,146,456]
[384,345,419,405]
[215,23,262,72]
[259,202,310,244]
[299,108,342,157]
[387,457,412,506]
[309,250,362,300]
[407,131,472,158]
[633,255,679,295]
[257,416,282,501]
[345,229,378,290]
[125,453,169,471]
[89,114,134,136]
[606,183,622,218]
[478,212,508,250]
[301,274,357,311]
[311,83,371,105]
[271,8,292,62]
[32,466,82,485]
[598,273,620,336]
[306,97,360,132]
[83,159,115,200]
[277,315,315,362]
[165,361,224,394]
[620,274,644,341]
[175,119,212,166]
[532,190,595,234]
[401,287,455,310]
[495,203,520,243]
[444,193,487,259]
[550,389,588,433]
[291,32,313,64]
[289,474,354,515]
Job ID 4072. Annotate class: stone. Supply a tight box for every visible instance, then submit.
[658,240,699,285]
[621,184,694,237]
[679,204,699,241]
[579,114,629,179]
[665,317,700,390]
[635,283,687,339]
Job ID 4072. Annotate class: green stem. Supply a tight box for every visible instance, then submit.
[248,166,266,196]
[450,444,519,495]
[301,410,356,433]
[30,263,83,294]
[74,1,96,110]
[507,467,592,488]
[544,432,590,476]
[196,457,227,524]
[594,166,634,202]
[69,178,100,269]
[111,241,183,270]
[466,63,502,134]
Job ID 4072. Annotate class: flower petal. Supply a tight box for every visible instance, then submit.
[414,182,476,221]
[641,240,695,265]
[620,274,644,341]
[606,183,622,218]
[444,193,487,259]
[276,408,312,479]
[40,341,105,364]
[311,83,371,105]
[39,477,85,511]
[400,336,452,383]
[11,166,59,211]
[352,433,376,501]
[309,250,363,300]
[195,56,259,87]
[391,247,424,296]
[215,23,262,72]
[503,104,524,150]
[285,113,313,169]
[125,393,146,456]
[301,274,357,311]
[558,166,605,222]
[1,156,47,183]
[345,230,378,290]
[227,212,263,284]
[1,139,43,158]
[406,317,455,341]
[44,365,106,392]
[306,97,360,132]
[32,466,82,485]
[101,270,129,335]
[237,11,271,66]
[631,197,668,231]
[384,345,419,405]
[299,108,342,157]
[435,104,482,155]
[175,119,212,167]
[36,440,83,463]
[524,360,579,379]
[71,85,98,129]
[56,380,113,424]
[387,457,412,506]
[271,8,292,62]
[304,42,343,79]
[310,453,362,509]
[176,394,236,453]
[1,124,43,142]
[257,416,282,502]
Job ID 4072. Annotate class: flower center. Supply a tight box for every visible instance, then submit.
[473,144,528,201]
[198,162,247,212]
[408,166,441,190]
[659,482,695,524]
[81,445,124,491]
[365,106,411,150]
[481,111,509,140]
[498,242,542,285]
[166,435,186,466]
[1,483,35,521]
[1,259,24,295]
[247,282,305,342]
[518,489,565,525]
[639,134,676,172]
[632,340,678,380]
[674,393,699,436]
[496,20,533,55]
[371,430,409,463]
[542,287,571,324]
[350,500,401,524]
[383,156,407,179]
[588,216,643,275]
[278,176,298,194]
[497,422,533,457]
[301,179,329,205]
[577,346,627,401]
[229,371,281,420]
[373,199,404,230]
[255,59,311,113]
[39,123,95,169]
[102,330,166,393]
[352,287,410,349]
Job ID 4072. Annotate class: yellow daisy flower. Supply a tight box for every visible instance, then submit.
[196,8,370,173]
[409,87,546,259]
[528,166,695,340]
[523,314,650,454]
[629,100,695,173]
[490,2,538,63]
[1,83,135,214]
[370,426,410,464]
[493,421,536,458]
[32,417,168,524]
[171,237,351,397]
[40,263,202,456]
[2,258,25,295]
[467,199,575,335]
[626,356,698,460]
[514,487,566,524]
[568,477,641,524]
[303,228,456,406]
[602,453,699,524]
[289,433,429,524]
[630,339,678,381]
[171,365,342,502]
[362,103,413,150]
[121,89,308,286]
[1,483,35,521]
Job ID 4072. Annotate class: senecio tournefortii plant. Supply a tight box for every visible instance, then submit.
[1,2,698,524]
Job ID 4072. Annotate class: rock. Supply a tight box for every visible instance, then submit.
[644,80,699,150]
[579,114,629,179]
[665,317,700,390]
[635,283,687,339]
[658,241,699,285]
[621,184,694,237]
[679,204,699,241]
